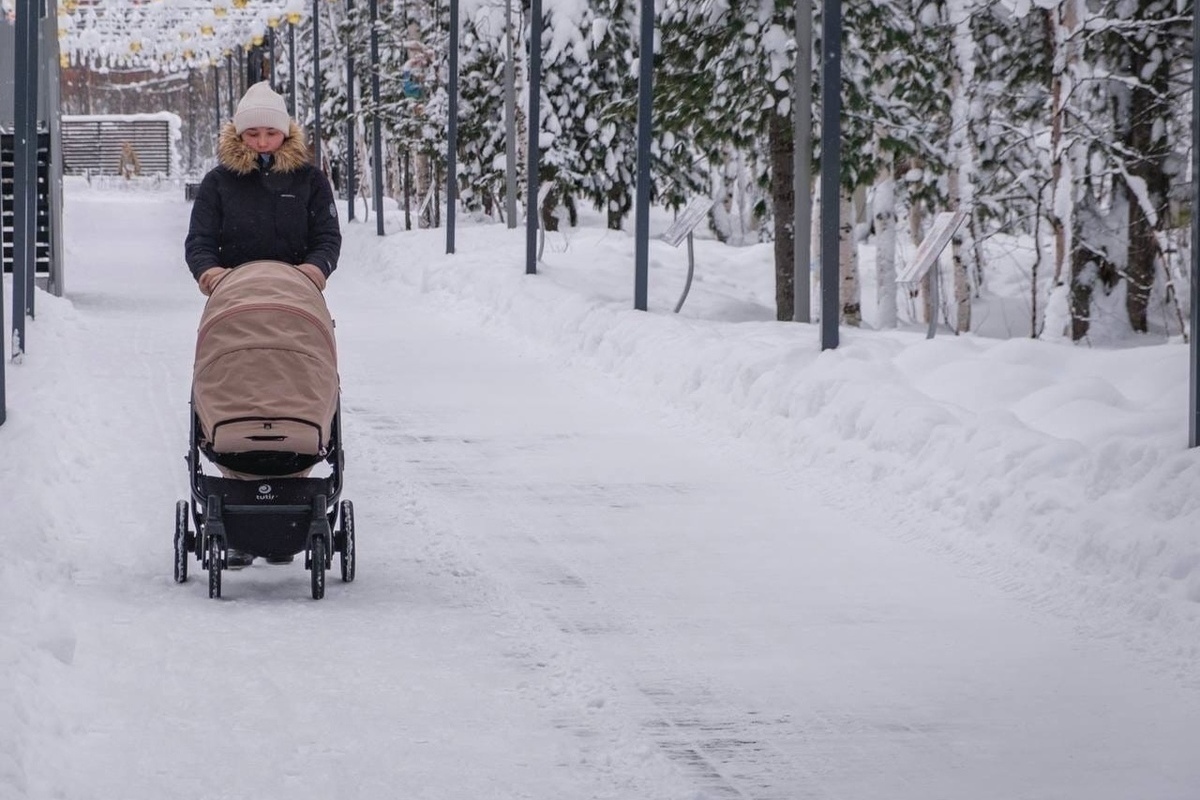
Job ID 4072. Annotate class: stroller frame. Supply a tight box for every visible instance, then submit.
[174,397,355,600]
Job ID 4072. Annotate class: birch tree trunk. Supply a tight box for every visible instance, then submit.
[840,190,861,326]
[1055,0,1096,341]
[949,166,971,333]
[948,0,976,333]
[874,163,898,328]
[1045,6,1069,293]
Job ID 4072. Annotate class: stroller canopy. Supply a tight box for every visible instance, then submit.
[193,260,339,459]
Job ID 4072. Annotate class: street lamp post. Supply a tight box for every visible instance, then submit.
[819,0,841,350]
[312,0,322,172]
[525,0,542,275]
[368,0,383,235]
[504,0,517,228]
[446,0,458,254]
[213,62,222,131]
[345,0,356,221]
[12,0,41,357]
[288,21,297,116]
[632,0,653,311]
[226,51,235,116]
[1190,3,1200,447]
[794,0,813,323]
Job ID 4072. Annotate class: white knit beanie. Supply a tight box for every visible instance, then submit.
[233,81,290,135]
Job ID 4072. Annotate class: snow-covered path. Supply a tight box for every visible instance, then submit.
[6,186,1200,799]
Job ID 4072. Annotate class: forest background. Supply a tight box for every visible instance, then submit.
[52,0,1195,345]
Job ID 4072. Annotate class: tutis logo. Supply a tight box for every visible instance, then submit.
[256,484,276,501]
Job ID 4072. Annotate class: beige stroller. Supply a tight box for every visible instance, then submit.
[173,261,354,599]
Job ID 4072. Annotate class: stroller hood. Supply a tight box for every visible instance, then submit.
[193,260,338,457]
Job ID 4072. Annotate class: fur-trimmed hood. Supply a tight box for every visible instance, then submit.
[216,121,311,175]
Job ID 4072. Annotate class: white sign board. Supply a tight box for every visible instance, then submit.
[896,210,967,285]
[660,197,714,247]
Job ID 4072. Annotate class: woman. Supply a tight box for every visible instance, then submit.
[185,81,341,295]
[185,82,341,569]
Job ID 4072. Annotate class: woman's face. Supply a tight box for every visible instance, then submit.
[241,127,286,154]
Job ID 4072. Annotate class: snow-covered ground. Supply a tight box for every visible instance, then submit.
[2,179,1199,799]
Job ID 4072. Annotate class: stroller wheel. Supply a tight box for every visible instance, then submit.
[208,536,222,599]
[338,500,356,583]
[310,536,326,600]
[173,500,189,584]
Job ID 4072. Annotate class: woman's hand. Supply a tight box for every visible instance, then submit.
[198,267,231,296]
[296,263,327,291]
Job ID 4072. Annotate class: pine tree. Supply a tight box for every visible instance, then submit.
[457,4,512,218]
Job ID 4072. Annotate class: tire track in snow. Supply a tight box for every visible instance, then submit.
[357,405,823,799]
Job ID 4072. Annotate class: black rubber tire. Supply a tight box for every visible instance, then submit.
[208,536,222,599]
[310,536,326,600]
[174,500,189,583]
[339,500,356,583]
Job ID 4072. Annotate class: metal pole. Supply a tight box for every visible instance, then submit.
[42,0,63,299]
[288,23,297,116]
[226,52,235,116]
[1,19,8,422]
[794,0,812,323]
[12,0,39,357]
[819,0,841,350]
[0,238,4,420]
[632,0,653,311]
[312,0,322,172]
[446,0,458,253]
[267,26,276,83]
[404,151,412,230]
[345,0,356,221]
[504,0,517,228]
[525,0,542,275]
[247,43,264,84]
[369,0,383,235]
[1190,0,1200,446]
[0,249,4,421]
[213,62,221,131]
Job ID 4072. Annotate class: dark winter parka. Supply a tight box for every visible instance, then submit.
[185,122,341,280]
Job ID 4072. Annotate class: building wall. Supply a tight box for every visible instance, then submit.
[60,67,221,174]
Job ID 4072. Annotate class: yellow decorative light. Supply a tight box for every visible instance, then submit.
[231,0,247,8]
[183,48,194,59]
[200,24,214,35]
[251,33,263,45]
[267,15,280,28]
[213,4,227,17]
[60,53,70,67]
[129,41,142,53]
[286,11,301,23]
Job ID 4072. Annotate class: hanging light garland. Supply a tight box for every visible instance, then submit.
[57,0,300,71]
